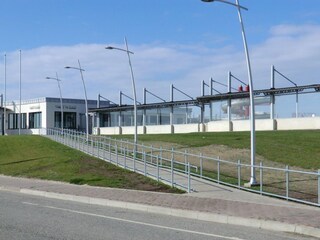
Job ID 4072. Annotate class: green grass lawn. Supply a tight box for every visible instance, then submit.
[112,130,320,170]
[0,135,183,193]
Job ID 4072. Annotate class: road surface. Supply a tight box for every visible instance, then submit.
[0,190,316,240]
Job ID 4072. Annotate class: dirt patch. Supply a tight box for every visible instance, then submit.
[139,141,318,203]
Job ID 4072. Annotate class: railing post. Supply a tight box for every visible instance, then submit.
[171,157,174,187]
[78,132,81,150]
[109,141,112,162]
[91,137,94,156]
[159,147,163,166]
[188,162,191,193]
[124,147,127,169]
[116,144,118,166]
[184,150,188,173]
[144,151,147,176]
[156,155,160,182]
[71,130,74,148]
[97,140,100,158]
[260,162,263,195]
[63,130,65,145]
[79,133,82,151]
[150,145,153,164]
[103,142,106,161]
[171,147,174,163]
[200,153,203,178]
[67,130,70,146]
[217,156,220,184]
[237,160,241,188]
[286,165,289,200]
[86,134,89,153]
[133,146,136,172]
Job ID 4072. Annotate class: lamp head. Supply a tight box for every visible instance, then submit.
[65,66,71,69]
[201,0,214,2]
[105,46,114,50]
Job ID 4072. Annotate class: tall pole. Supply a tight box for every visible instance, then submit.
[65,61,88,141]
[78,60,89,142]
[56,72,63,131]
[105,38,137,157]
[4,54,7,135]
[19,50,22,135]
[201,0,257,185]
[235,0,257,185]
[124,37,137,148]
[270,65,275,120]
[46,74,63,132]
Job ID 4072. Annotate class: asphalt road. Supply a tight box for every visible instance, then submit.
[0,191,317,240]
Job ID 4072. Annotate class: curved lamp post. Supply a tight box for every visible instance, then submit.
[3,54,7,135]
[201,0,257,185]
[65,60,89,141]
[106,37,138,157]
[46,73,63,132]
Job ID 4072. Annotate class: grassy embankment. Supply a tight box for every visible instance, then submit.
[111,130,320,202]
[0,135,183,193]
[1,130,319,198]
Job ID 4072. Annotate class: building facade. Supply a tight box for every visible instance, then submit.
[0,97,110,135]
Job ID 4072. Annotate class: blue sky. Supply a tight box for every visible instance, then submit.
[1,0,320,116]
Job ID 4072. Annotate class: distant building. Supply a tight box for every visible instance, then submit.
[0,97,110,135]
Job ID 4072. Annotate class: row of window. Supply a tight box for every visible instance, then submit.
[8,112,41,129]
[7,111,82,130]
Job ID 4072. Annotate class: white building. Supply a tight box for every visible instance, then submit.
[0,97,110,135]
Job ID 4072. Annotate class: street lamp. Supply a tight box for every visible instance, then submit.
[106,37,138,156]
[3,54,7,135]
[46,73,64,132]
[201,0,257,185]
[65,60,89,141]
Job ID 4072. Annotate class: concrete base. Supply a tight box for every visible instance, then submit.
[244,182,260,188]
[97,117,320,136]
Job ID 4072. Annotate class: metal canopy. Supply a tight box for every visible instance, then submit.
[90,83,320,113]
[197,84,320,103]
[90,99,199,113]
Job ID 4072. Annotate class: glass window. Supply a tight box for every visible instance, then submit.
[29,112,42,129]
[159,108,170,125]
[64,112,76,129]
[54,112,62,128]
[21,113,27,129]
[7,113,26,129]
[55,112,76,129]
[100,113,110,127]
[8,113,17,129]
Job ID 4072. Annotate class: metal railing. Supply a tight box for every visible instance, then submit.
[43,128,320,207]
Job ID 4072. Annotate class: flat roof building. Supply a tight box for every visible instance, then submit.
[0,97,110,135]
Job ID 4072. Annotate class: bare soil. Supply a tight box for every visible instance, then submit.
[139,141,318,203]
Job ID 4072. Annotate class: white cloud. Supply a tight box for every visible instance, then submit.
[1,23,320,107]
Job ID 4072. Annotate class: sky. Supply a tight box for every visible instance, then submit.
[1,0,320,115]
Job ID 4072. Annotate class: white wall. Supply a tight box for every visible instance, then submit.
[146,125,173,134]
[121,126,145,135]
[96,117,320,135]
[233,119,276,132]
[277,117,320,130]
[174,124,200,133]
[98,127,122,135]
[206,121,230,132]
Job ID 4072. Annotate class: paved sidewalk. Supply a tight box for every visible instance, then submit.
[0,175,319,238]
